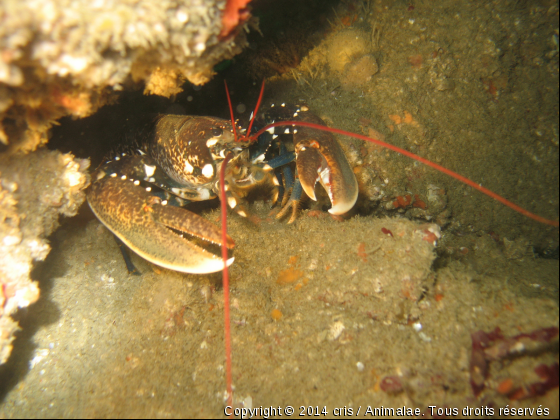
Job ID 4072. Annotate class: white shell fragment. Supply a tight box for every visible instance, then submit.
[328,321,345,341]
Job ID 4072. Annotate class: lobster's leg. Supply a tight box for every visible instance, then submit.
[114,236,142,275]
[262,147,296,208]
[274,172,285,207]
[275,179,304,223]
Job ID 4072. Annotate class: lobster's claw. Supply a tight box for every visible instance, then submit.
[87,176,234,274]
[294,115,358,215]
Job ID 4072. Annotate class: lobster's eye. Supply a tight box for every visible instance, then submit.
[212,127,223,137]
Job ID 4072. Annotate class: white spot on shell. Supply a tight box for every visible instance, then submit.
[202,164,214,178]
[144,164,156,177]
[206,138,218,147]
[227,197,237,208]
[184,160,194,174]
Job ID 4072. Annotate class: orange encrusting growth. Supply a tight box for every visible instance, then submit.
[393,194,412,209]
[413,194,427,209]
[497,378,514,395]
[276,268,304,284]
[271,309,283,321]
[357,242,368,262]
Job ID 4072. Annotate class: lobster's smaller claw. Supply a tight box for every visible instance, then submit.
[294,118,358,215]
[88,176,234,274]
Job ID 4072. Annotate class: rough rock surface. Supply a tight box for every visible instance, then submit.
[0,0,249,152]
[0,149,90,364]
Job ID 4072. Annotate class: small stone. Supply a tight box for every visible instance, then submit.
[328,321,345,340]
[380,376,403,393]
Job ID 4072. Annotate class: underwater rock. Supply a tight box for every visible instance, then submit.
[327,29,370,75]
[0,150,90,364]
[326,28,378,88]
[0,0,251,152]
[341,54,379,88]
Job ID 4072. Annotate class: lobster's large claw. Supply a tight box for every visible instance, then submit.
[87,176,234,274]
[294,114,358,215]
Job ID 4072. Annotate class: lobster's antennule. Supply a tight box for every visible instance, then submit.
[254,120,559,227]
[246,79,266,139]
[224,80,238,142]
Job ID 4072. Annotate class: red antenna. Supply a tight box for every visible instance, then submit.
[252,120,559,227]
[245,79,266,139]
[224,80,238,142]
[219,153,234,409]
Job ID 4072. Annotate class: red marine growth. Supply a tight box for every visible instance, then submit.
[220,0,252,39]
